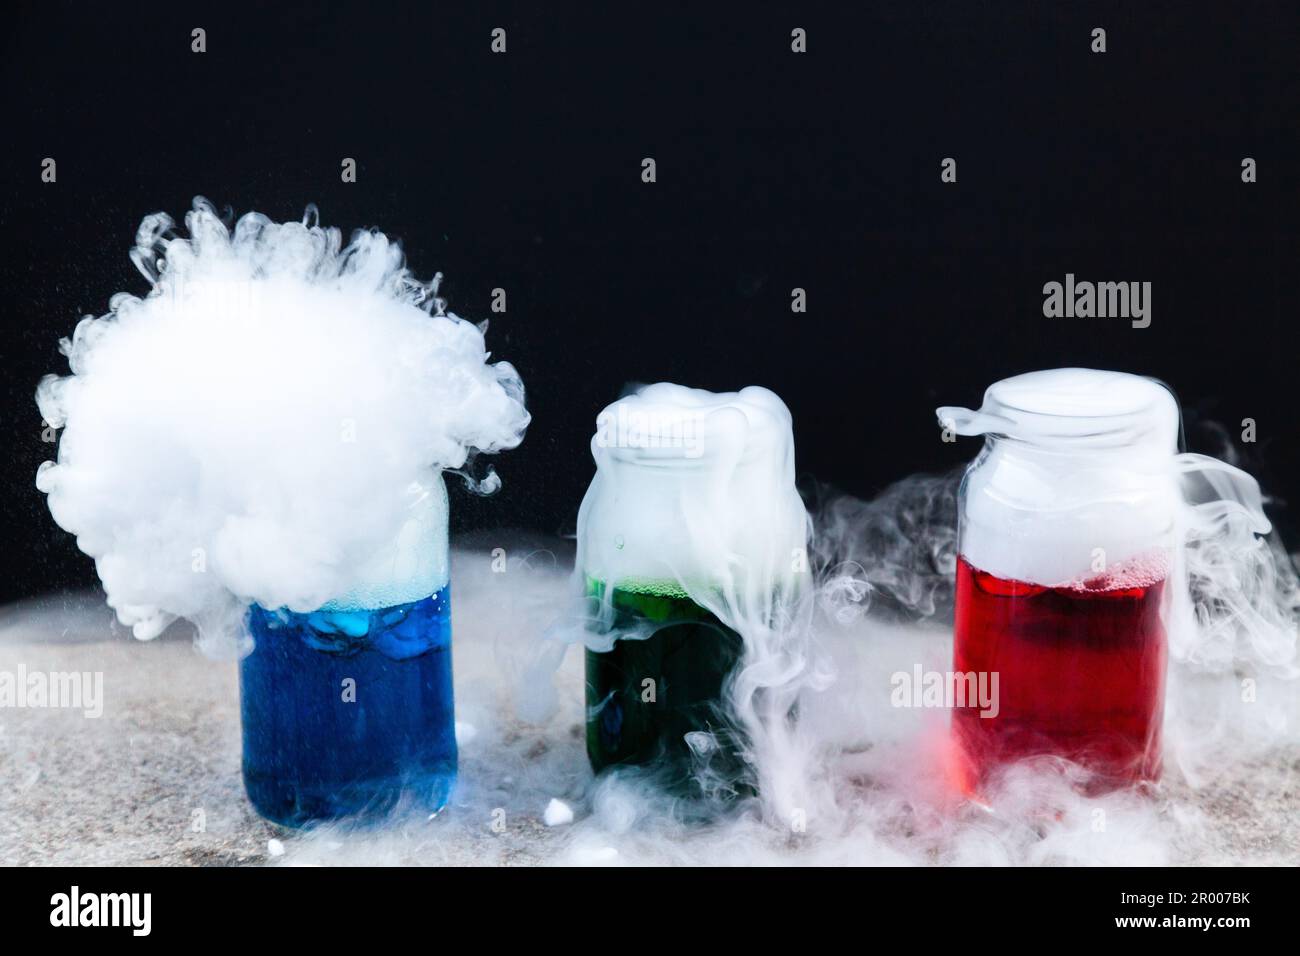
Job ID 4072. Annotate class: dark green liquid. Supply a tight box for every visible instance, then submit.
[584,579,748,794]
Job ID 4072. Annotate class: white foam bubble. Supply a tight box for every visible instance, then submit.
[1068,549,1171,592]
[36,198,529,652]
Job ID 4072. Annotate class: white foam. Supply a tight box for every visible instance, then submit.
[36,198,529,652]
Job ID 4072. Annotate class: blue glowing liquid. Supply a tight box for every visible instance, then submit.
[239,585,456,827]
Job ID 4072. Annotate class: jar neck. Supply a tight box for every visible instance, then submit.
[982,432,1176,468]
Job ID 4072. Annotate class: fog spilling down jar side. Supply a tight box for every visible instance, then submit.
[578,384,806,796]
[939,369,1182,797]
[239,473,456,826]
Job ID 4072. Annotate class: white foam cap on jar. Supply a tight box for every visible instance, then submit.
[938,369,1182,587]
[580,383,806,594]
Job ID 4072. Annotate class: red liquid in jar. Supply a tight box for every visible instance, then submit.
[951,554,1168,796]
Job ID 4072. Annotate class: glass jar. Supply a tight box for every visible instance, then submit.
[938,369,1184,794]
[239,473,456,825]
[578,384,805,794]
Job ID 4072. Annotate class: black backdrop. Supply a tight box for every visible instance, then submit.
[2,2,1297,604]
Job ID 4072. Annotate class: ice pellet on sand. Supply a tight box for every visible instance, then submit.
[543,799,574,827]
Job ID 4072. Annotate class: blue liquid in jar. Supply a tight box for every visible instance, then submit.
[239,585,456,826]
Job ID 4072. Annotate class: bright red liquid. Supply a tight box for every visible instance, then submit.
[952,554,1168,795]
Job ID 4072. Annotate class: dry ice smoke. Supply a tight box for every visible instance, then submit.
[482,373,1296,865]
[928,368,1296,679]
[929,369,1297,789]
[35,198,529,653]
[527,384,827,822]
[68,374,1284,865]
[271,480,1297,865]
[806,471,961,623]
